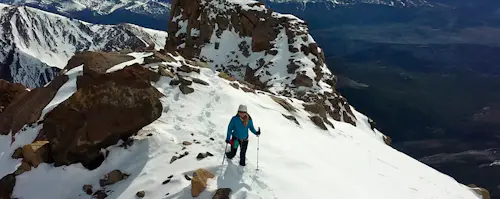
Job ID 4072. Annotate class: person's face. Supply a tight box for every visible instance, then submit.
[238,111,246,117]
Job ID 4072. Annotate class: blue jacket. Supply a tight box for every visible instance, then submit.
[226,115,258,141]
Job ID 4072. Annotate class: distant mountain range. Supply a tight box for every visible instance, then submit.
[0,3,168,88]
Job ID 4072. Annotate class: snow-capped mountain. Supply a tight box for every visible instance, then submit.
[0,3,168,88]
[0,0,170,15]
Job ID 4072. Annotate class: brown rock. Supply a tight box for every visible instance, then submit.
[170,156,179,164]
[0,75,68,135]
[65,52,135,89]
[93,190,108,199]
[383,135,392,146]
[154,52,177,62]
[287,62,300,74]
[270,96,295,112]
[212,188,232,199]
[0,174,15,199]
[136,191,146,198]
[192,78,209,86]
[292,74,313,87]
[159,65,175,78]
[14,162,31,176]
[43,65,163,168]
[230,83,240,89]
[180,85,195,95]
[183,141,192,145]
[170,79,181,86]
[178,65,193,73]
[0,80,27,114]
[468,184,490,199]
[100,170,127,186]
[282,114,299,125]
[303,103,327,119]
[11,147,23,159]
[191,168,215,197]
[310,116,327,130]
[22,141,50,167]
[241,87,255,93]
[83,184,93,195]
[179,77,193,85]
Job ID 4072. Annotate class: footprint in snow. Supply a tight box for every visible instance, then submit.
[174,92,180,101]
[205,111,211,117]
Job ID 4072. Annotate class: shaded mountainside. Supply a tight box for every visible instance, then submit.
[0,3,168,88]
[0,0,171,30]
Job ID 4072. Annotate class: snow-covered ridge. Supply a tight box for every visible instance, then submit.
[0,3,168,88]
[0,51,484,199]
[0,0,170,15]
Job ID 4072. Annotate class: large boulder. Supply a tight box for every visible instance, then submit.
[64,51,135,89]
[191,168,215,197]
[0,80,28,113]
[0,75,68,135]
[43,65,163,168]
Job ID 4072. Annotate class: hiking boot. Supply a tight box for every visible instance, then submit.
[239,162,246,166]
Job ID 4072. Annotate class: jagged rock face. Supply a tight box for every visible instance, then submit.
[43,64,163,168]
[0,80,27,113]
[0,75,68,135]
[166,0,357,126]
[0,4,168,88]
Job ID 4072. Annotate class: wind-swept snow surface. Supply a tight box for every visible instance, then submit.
[2,56,480,199]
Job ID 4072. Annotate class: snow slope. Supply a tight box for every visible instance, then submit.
[0,3,168,88]
[0,52,482,199]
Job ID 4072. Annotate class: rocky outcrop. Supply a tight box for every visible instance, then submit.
[468,184,491,199]
[100,170,129,186]
[212,188,231,199]
[0,174,15,199]
[0,75,68,135]
[191,168,215,197]
[65,52,135,89]
[43,65,163,168]
[166,0,358,126]
[0,80,27,113]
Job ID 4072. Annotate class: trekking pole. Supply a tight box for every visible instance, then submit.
[222,143,227,165]
[256,128,260,171]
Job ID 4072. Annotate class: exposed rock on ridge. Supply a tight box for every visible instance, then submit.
[166,0,357,126]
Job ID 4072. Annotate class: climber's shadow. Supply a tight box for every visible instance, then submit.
[217,160,252,194]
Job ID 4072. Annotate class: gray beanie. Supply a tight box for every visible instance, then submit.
[238,104,247,112]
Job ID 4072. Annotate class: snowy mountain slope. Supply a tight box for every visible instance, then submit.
[0,0,170,16]
[0,51,484,199]
[0,3,168,88]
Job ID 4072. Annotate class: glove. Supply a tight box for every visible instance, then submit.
[256,128,261,136]
[225,140,230,144]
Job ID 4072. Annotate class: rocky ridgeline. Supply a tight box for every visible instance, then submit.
[166,0,362,130]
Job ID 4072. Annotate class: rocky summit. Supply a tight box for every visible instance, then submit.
[167,0,359,129]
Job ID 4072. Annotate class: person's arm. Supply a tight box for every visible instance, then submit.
[249,119,258,135]
[226,117,234,141]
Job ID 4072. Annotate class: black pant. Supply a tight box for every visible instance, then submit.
[226,138,249,165]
